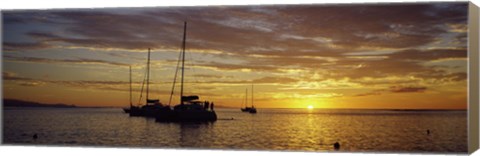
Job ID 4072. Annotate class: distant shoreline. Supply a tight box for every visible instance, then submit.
[3,99,77,108]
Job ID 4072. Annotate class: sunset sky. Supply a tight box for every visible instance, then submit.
[2,3,468,109]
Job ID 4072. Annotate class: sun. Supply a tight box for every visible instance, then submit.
[307,105,314,109]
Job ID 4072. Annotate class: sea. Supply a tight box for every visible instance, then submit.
[2,108,468,154]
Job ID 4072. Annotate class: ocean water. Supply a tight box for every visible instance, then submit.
[2,108,467,153]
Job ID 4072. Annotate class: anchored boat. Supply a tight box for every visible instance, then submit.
[129,48,172,117]
[241,84,257,113]
[241,88,253,112]
[155,21,217,122]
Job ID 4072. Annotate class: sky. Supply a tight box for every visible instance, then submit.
[2,2,469,109]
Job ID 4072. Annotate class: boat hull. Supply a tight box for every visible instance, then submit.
[174,110,217,122]
[241,107,252,112]
[129,105,172,117]
[123,108,130,113]
[128,106,143,116]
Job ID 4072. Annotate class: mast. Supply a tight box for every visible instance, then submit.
[251,84,254,107]
[180,21,187,105]
[146,48,151,103]
[245,88,248,108]
[129,66,132,107]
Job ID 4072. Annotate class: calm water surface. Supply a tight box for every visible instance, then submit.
[3,108,467,153]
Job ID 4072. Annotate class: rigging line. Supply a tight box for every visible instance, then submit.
[244,88,248,108]
[137,62,148,105]
[168,47,183,106]
[251,83,254,107]
[146,48,151,101]
[149,50,161,101]
[186,47,200,93]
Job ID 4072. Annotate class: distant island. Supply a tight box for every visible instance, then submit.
[3,99,77,108]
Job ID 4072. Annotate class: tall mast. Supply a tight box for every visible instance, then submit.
[146,48,151,103]
[251,84,254,107]
[129,66,132,107]
[180,21,187,105]
[245,88,248,108]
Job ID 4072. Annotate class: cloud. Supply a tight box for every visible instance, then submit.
[3,3,467,54]
[192,74,233,79]
[19,81,46,87]
[195,61,280,72]
[190,76,299,85]
[4,55,130,67]
[3,71,32,81]
[58,80,128,86]
[448,72,467,81]
[3,42,51,51]
[354,92,382,97]
[247,55,332,69]
[389,49,467,61]
[354,85,428,97]
[252,76,298,84]
[3,71,46,87]
[321,48,467,81]
[389,86,427,93]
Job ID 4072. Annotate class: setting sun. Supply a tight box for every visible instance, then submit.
[307,105,314,109]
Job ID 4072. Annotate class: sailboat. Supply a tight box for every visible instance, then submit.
[240,84,257,113]
[130,48,172,117]
[240,88,252,112]
[156,21,217,122]
[125,65,143,116]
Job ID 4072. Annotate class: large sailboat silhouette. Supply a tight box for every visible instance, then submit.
[155,21,217,122]
[125,22,217,122]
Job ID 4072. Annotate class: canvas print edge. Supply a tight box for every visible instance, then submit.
[0,1,478,155]
[468,1,480,154]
